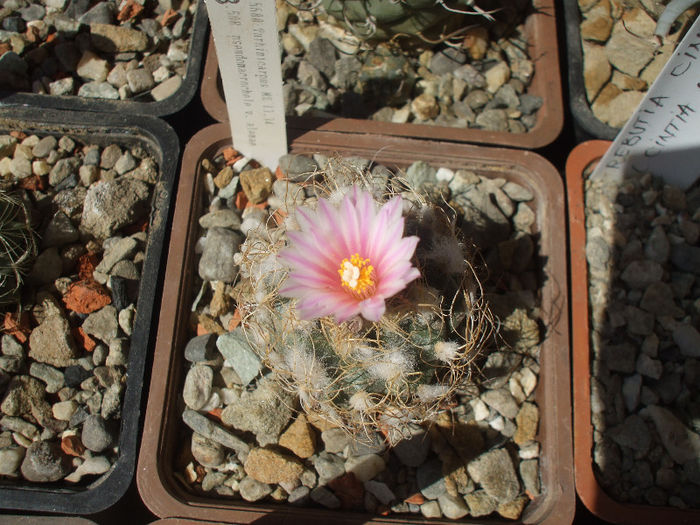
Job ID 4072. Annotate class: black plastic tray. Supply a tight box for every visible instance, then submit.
[563,0,619,141]
[0,1,208,118]
[0,107,179,514]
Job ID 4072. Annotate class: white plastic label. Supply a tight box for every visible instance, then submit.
[205,0,288,170]
[591,16,700,189]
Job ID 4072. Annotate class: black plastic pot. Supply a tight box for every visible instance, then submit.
[0,107,179,514]
[0,1,208,118]
[563,0,619,141]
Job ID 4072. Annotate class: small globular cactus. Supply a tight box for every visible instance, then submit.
[234,160,492,442]
[0,189,36,305]
[291,0,498,43]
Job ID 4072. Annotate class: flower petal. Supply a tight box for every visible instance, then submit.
[359,296,386,321]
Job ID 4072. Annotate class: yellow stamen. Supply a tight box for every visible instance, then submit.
[338,253,376,299]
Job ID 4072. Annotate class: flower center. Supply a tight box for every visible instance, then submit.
[339,253,376,299]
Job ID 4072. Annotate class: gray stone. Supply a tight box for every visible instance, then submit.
[220,377,292,446]
[216,329,261,386]
[183,365,214,411]
[645,226,670,263]
[493,84,520,109]
[182,409,249,455]
[126,68,155,94]
[518,94,543,116]
[151,74,182,101]
[601,342,636,374]
[20,441,70,482]
[610,414,651,454]
[90,23,149,53]
[673,324,700,357]
[622,374,642,412]
[49,77,75,96]
[29,248,63,285]
[406,161,437,188]
[417,457,446,499]
[9,157,31,179]
[430,48,466,75]
[184,334,218,363]
[52,400,78,421]
[307,38,336,78]
[453,64,486,88]
[78,1,113,24]
[239,476,272,502]
[29,362,64,394]
[288,485,311,505]
[640,282,682,317]
[1,416,39,440]
[199,209,242,230]
[420,500,442,518]
[76,51,109,82]
[32,136,57,159]
[0,446,25,476]
[621,260,664,288]
[364,480,395,504]
[310,486,341,508]
[671,245,700,274]
[641,405,700,464]
[321,428,350,454]
[519,459,540,497]
[100,144,121,169]
[278,154,318,182]
[636,354,663,379]
[467,448,519,503]
[392,425,431,467]
[464,489,498,517]
[198,227,243,282]
[312,451,345,483]
[81,178,151,239]
[475,109,508,132]
[95,236,138,274]
[344,453,385,482]
[82,305,118,344]
[481,389,519,419]
[42,211,79,248]
[191,432,225,468]
[81,415,112,453]
[114,151,136,175]
[437,493,469,519]
[28,314,79,367]
[77,81,120,99]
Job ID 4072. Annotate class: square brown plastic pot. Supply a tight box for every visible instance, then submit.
[200,0,563,149]
[0,1,208,118]
[0,107,178,514]
[137,122,573,524]
[566,141,700,525]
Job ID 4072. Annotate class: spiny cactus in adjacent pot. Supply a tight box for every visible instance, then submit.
[0,188,36,306]
[232,160,493,442]
[316,0,498,41]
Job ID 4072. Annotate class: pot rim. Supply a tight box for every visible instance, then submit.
[566,140,700,524]
[138,122,574,524]
[201,0,564,149]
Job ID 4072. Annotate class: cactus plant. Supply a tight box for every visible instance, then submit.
[0,188,36,305]
[233,160,493,442]
[289,0,499,42]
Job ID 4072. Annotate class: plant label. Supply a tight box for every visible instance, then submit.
[591,15,700,189]
[205,0,288,169]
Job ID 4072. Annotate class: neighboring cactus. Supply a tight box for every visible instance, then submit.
[290,0,498,42]
[233,161,493,442]
[0,189,36,305]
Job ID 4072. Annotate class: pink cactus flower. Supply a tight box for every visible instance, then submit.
[279,186,421,322]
